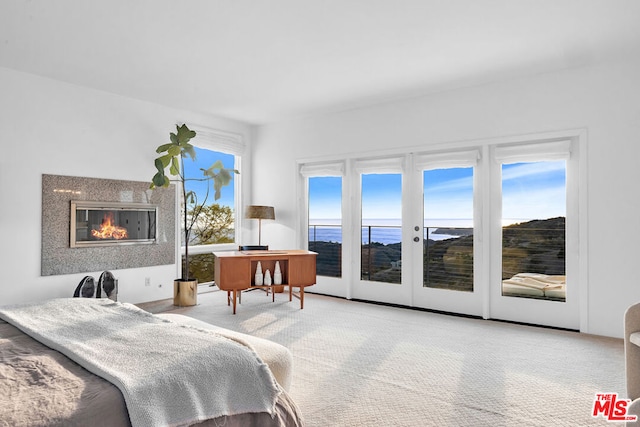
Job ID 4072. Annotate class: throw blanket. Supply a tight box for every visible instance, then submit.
[0,298,280,427]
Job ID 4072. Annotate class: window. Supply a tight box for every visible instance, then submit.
[301,162,345,278]
[308,176,343,277]
[501,160,566,301]
[179,127,244,284]
[297,134,581,328]
[361,173,402,284]
[184,147,236,244]
[423,167,474,292]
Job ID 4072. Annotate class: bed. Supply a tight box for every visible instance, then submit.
[0,298,304,427]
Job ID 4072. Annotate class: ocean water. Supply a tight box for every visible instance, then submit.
[308,219,474,245]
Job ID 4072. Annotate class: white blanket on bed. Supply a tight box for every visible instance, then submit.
[0,298,280,427]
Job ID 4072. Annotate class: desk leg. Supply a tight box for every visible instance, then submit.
[289,285,293,302]
[232,289,238,314]
[227,291,231,306]
[300,287,304,309]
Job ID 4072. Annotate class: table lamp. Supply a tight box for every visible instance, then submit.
[245,205,275,246]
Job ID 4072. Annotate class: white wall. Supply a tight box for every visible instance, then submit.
[0,67,253,305]
[254,58,640,338]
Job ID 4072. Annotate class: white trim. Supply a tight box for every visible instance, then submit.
[295,128,587,331]
[414,149,480,170]
[299,167,350,298]
[186,123,246,155]
[494,139,571,163]
[299,161,345,177]
[575,130,589,333]
[353,156,405,174]
[175,124,245,274]
[489,136,580,330]
[296,128,583,165]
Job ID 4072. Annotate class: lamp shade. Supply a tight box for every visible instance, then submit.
[245,205,275,220]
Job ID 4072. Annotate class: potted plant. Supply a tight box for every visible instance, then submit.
[150,124,238,306]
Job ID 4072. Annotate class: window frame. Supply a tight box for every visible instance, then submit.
[296,129,587,331]
[488,137,581,329]
[178,125,245,282]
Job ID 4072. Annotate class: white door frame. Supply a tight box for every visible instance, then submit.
[297,128,588,332]
[350,155,412,306]
[410,150,484,317]
[487,137,583,330]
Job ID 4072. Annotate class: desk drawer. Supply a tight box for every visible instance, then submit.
[214,256,251,290]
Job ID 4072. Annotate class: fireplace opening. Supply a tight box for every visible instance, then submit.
[70,201,157,248]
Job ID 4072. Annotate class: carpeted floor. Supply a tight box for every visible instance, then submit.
[139,290,625,426]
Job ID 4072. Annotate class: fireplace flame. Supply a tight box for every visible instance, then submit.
[91,212,128,240]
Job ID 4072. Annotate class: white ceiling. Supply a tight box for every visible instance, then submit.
[2,0,640,125]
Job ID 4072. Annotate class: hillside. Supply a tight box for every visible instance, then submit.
[311,217,566,290]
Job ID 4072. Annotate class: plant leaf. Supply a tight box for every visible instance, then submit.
[176,124,196,145]
[183,145,196,161]
[169,157,180,176]
[168,145,181,157]
[154,158,165,173]
[158,154,172,168]
[185,190,196,204]
[152,172,166,188]
[156,143,174,154]
[219,168,231,184]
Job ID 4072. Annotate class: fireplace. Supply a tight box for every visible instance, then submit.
[70,200,157,248]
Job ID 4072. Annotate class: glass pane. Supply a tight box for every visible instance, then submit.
[186,253,216,284]
[183,147,236,246]
[423,167,474,292]
[501,161,566,302]
[361,173,402,284]
[183,147,237,284]
[308,176,342,277]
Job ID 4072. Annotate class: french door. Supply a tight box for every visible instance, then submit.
[410,151,483,316]
[350,153,483,317]
[302,135,583,330]
[488,141,580,330]
[351,157,412,305]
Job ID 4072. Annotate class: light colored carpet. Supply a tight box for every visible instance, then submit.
[140,290,625,426]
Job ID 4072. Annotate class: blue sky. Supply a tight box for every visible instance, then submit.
[502,161,566,222]
[309,160,566,224]
[309,176,342,220]
[182,147,236,208]
[183,151,566,224]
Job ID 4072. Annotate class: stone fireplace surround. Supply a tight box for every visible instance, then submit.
[41,174,176,276]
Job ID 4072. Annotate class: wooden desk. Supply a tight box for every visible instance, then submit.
[213,250,317,314]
